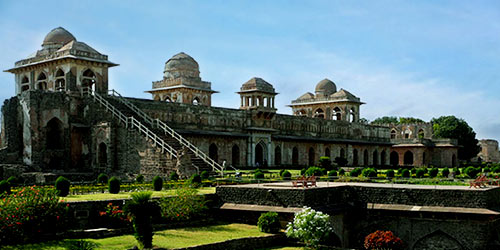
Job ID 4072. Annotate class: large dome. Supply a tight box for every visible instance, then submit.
[315,78,337,96]
[164,52,200,79]
[42,27,76,46]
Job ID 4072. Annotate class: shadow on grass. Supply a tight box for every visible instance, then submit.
[3,239,99,250]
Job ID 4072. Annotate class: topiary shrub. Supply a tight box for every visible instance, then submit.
[55,176,70,197]
[350,168,362,177]
[453,167,461,176]
[254,170,265,179]
[279,169,285,177]
[200,171,209,180]
[410,168,417,175]
[401,169,410,178]
[300,168,307,176]
[153,176,163,191]
[305,167,324,177]
[189,174,202,186]
[328,170,337,177]
[429,168,439,178]
[97,173,108,185]
[0,180,11,195]
[338,169,345,176]
[136,174,144,183]
[108,177,121,194]
[169,172,179,181]
[281,170,292,180]
[493,166,500,173]
[386,169,395,178]
[483,167,491,173]
[422,167,428,174]
[442,168,450,177]
[257,211,281,233]
[362,168,377,178]
[319,157,332,171]
[415,169,425,178]
[465,166,481,179]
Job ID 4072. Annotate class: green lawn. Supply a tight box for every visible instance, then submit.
[62,187,215,202]
[4,223,270,250]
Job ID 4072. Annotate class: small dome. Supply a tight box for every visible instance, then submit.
[164,52,200,79]
[240,77,276,93]
[315,78,337,96]
[42,27,76,46]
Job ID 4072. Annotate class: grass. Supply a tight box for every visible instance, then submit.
[62,187,215,202]
[3,223,270,250]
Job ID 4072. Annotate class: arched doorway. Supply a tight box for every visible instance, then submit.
[98,143,107,168]
[308,147,315,166]
[255,141,267,167]
[353,149,359,166]
[381,150,386,166]
[340,148,345,159]
[390,151,399,167]
[274,146,281,166]
[325,147,331,158]
[46,118,64,149]
[209,143,218,163]
[82,69,96,91]
[363,149,369,166]
[372,150,378,166]
[292,147,299,166]
[452,154,457,167]
[332,107,342,120]
[231,145,239,166]
[314,108,324,119]
[404,150,414,165]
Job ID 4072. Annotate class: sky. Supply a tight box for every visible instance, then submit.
[1,0,499,141]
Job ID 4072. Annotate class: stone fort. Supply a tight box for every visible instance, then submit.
[0,27,458,180]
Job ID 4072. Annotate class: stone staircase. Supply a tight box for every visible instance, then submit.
[81,88,224,175]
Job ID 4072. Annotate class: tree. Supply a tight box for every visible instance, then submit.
[371,116,398,124]
[431,116,480,161]
[398,117,424,124]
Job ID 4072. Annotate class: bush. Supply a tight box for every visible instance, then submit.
[0,180,11,195]
[257,211,281,233]
[386,169,395,178]
[169,172,179,181]
[55,176,70,197]
[350,168,362,177]
[415,169,425,178]
[429,168,439,178]
[254,170,265,179]
[108,177,121,194]
[300,168,307,176]
[334,157,348,167]
[442,168,450,177]
[200,171,209,180]
[338,169,345,176]
[453,167,461,176]
[153,176,163,191]
[97,173,108,185]
[364,230,403,250]
[319,157,332,171]
[281,170,292,180]
[483,167,491,173]
[7,176,19,186]
[124,192,158,249]
[305,166,324,177]
[401,169,410,178]
[160,186,207,221]
[328,170,337,177]
[410,168,417,175]
[397,168,403,175]
[286,207,333,248]
[422,167,428,174]
[136,174,144,183]
[465,166,481,179]
[362,168,377,178]
[279,169,285,177]
[493,166,500,173]
[189,174,202,186]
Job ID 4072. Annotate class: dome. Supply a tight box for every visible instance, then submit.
[240,77,276,93]
[315,78,337,96]
[42,27,76,46]
[164,52,200,79]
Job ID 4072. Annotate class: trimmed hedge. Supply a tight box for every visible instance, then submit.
[257,211,281,233]
[108,177,121,194]
[55,176,70,197]
[153,176,163,191]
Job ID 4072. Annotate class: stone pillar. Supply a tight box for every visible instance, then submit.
[347,144,353,166]
[240,96,243,107]
[272,97,275,108]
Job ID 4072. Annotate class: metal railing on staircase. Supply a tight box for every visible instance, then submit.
[107,89,225,175]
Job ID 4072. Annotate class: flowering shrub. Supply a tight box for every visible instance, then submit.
[364,230,403,250]
[0,185,68,245]
[286,207,333,247]
[160,186,207,221]
[99,202,130,228]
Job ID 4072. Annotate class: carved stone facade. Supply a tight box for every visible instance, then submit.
[477,139,500,163]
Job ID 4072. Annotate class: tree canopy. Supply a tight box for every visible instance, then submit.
[431,116,480,161]
[371,116,424,125]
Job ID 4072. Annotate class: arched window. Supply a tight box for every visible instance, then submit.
[308,147,315,166]
[404,150,414,165]
[231,144,239,166]
[209,143,218,163]
[349,108,356,122]
[314,108,324,119]
[418,129,425,139]
[82,69,96,90]
[98,143,107,167]
[390,151,399,167]
[297,110,307,117]
[192,97,200,105]
[390,130,397,139]
[372,150,378,166]
[381,150,386,166]
[255,141,267,167]
[165,96,172,102]
[340,148,345,159]
[332,107,342,120]
[363,149,369,166]
[55,69,65,91]
[36,72,47,90]
[353,149,359,166]
[292,147,299,166]
[21,76,30,92]
[46,118,64,149]
[274,146,281,166]
[404,128,412,139]
[325,147,331,158]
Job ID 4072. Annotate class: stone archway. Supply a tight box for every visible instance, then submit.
[209,143,218,163]
[404,150,414,165]
[255,141,267,167]
[231,144,239,166]
[292,147,299,166]
[390,151,399,167]
[274,146,281,166]
[413,230,463,250]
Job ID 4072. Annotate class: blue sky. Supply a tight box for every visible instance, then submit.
[1,0,500,141]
